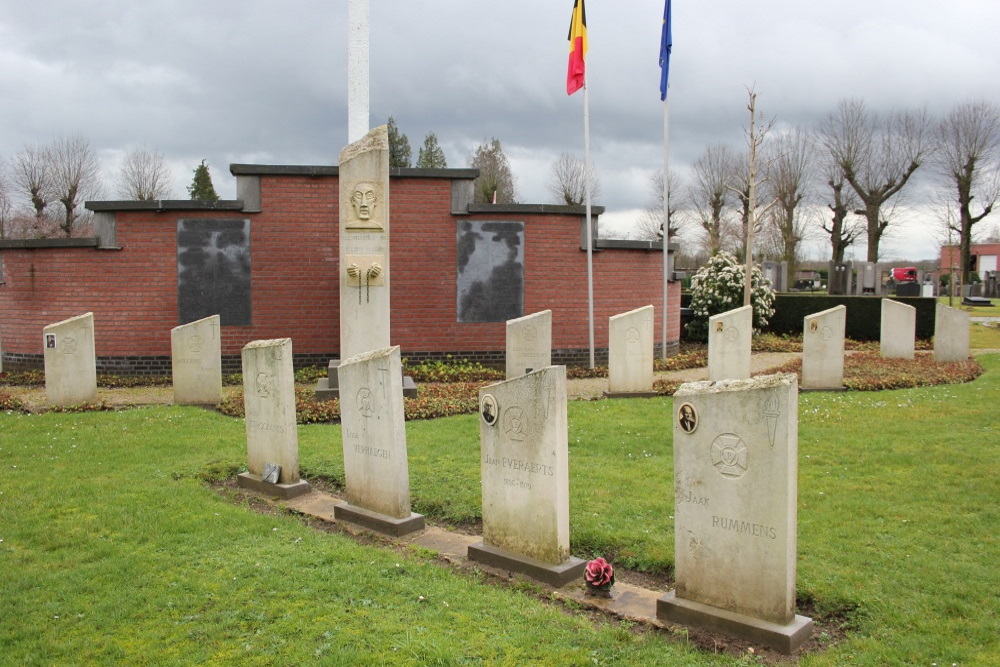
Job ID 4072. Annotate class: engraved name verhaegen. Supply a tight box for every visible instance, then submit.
[354,443,391,459]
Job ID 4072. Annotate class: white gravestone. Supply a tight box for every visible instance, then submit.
[880,299,916,360]
[506,310,552,379]
[606,305,655,396]
[658,374,812,654]
[708,305,752,382]
[802,306,846,390]
[469,366,585,586]
[43,312,97,406]
[334,345,424,537]
[237,338,310,499]
[934,303,970,363]
[171,315,222,405]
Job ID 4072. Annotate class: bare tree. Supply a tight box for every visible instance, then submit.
[821,162,866,263]
[547,152,600,206]
[0,157,11,239]
[47,135,103,236]
[115,146,174,200]
[933,100,1000,283]
[11,144,52,220]
[820,98,931,262]
[469,138,517,204]
[635,168,682,241]
[690,144,735,255]
[766,127,814,278]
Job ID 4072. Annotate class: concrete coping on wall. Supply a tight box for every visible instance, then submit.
[85,200,244,212]
[0,237,99,249]
[229,164,480,180]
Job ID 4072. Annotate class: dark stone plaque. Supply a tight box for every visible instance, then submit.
[177,219,251,326]
[456,221,524,323]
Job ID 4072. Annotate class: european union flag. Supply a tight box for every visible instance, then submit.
[659,0,672,101]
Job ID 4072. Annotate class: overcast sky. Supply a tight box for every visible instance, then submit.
[2,1,999,261]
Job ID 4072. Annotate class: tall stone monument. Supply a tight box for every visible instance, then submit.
[315,125,415,400]
[606,305,655,397]
[506,310,552,379]
[171,314,222,405]
[237,338,310,499]
[334,345,424,536]
[469,366,585,586]
[658,374,812,654]
[43,312,97,406]
[880,299,916,360]
[708,305,752,382]
[801,306,846,390]
[934,303,970,363]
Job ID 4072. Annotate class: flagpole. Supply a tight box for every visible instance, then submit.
[584,71,595,369]
[661,97,670,360]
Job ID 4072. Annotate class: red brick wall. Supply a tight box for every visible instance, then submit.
[0,173,679,368]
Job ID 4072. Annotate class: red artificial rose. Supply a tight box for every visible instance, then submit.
[584,557,615,589]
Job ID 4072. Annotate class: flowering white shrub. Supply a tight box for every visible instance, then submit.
[686,252,775,341]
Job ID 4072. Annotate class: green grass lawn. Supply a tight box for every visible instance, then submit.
[2,356,998,665]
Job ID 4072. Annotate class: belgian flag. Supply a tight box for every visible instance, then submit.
[566,0,587,95]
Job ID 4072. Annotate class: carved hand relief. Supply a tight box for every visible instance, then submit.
[677,402,698,434]
[344,255,386,286]
[346,182,383,231]
[711,433,748,478]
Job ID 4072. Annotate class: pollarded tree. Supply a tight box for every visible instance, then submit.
[933,100,1000,283]
[690,144,735,255]
[820,98,931,262]
[469,138,517,204]
[387,116,412,168]
[47,135,104,237]
[821,162,865,263]
[116,147,174,200]
[635,168,682,242]
[188,160,219,201]
[547,152,600,206]
[416,132,447,168]
[0,159,11,239]
[11,143,53,220]
[765,128,814,279]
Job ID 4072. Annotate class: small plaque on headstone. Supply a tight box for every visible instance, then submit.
[262,462,281,484]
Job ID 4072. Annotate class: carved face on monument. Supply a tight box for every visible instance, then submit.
[348,182,380,228]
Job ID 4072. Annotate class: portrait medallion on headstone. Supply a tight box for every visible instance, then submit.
[677,402,698,434]
[480,394,499,426]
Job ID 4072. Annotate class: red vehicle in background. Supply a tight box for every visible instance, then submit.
[891,267,918,282]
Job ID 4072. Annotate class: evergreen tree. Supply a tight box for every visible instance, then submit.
[387,116,412,168]
[187,160,219,201]
[416,132,447,168]
[469,138,517,204]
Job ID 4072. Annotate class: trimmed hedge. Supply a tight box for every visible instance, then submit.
[680,293,936,340]
[766,294,936,340]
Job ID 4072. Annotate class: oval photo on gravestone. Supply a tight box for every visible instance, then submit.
[480,394,498,426]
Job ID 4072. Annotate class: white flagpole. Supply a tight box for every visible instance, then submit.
[583,71,595,369]
[661,97,670,359]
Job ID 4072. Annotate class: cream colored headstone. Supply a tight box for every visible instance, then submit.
[338,345,413,520]
[708,305,752,381]
[340,125,390,361]
[506,310,552,379]
[934,303,970,363]
[171,315,222,405]
[880,299,915,359]
[470,366,583,585]
[43,313,97,406]
[658,373,812,653]
[608,305,654,394]
[241,338,300,484]
[802,306,846,390]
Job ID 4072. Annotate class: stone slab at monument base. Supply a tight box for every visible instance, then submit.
[237,472,312,500]
[656,592,813,654]
[467,541,586,588]
[602,390,659,399]
[314,358,417,401]
[334,502,425,538]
